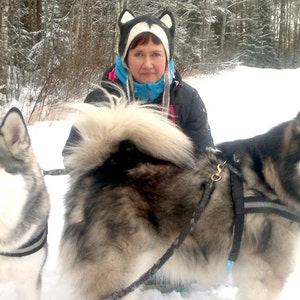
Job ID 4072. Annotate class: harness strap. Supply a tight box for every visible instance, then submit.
[244,198,300,223]
[228,171,245,261]
[0,225,48,257]
[229,170,300,262]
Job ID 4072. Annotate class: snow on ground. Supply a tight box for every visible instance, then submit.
[187,66,300,144]
[0,66,299,299]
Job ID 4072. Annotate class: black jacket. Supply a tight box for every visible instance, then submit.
[85,67,214,151]
[63,68,214,158]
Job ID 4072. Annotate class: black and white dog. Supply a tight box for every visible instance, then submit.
[0,108,49,300]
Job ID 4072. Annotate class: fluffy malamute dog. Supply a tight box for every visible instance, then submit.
[0,108,50,300]
[61,100,300,300]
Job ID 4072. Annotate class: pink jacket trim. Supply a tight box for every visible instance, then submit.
[169,104,176,124]
[108,68,118,81]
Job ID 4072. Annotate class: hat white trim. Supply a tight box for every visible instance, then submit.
[122,22,170,61]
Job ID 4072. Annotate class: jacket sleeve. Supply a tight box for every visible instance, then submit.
[85,81,124,103]
[189,89,214,153]
[62,87,111,164]
[84,88,109,103]
[175,84,214,154]
[62,65,120,165]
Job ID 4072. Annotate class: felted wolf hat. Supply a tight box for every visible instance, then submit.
[118,9,175,61]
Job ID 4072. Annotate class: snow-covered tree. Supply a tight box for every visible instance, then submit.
[0,0,299,112]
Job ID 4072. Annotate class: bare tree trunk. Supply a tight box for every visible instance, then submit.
[292,18,299,67]
[279,0,286,63]
[220,12,227,56]
[36,0,42,41]
[0,0,10,104]
[201,0,207,62]
[111,0,131,61]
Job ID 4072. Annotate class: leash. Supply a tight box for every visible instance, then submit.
[104,162,226,300]
[43,168,67,176]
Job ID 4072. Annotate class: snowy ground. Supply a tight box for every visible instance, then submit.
[0,66,300,299]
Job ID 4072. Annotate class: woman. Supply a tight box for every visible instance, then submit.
[63,9,214,157]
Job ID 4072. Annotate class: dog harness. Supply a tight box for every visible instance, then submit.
[229,171,300,262]
[0,225,48,257]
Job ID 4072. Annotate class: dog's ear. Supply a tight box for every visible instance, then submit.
[1,107,31,156]
[296,111,300,120]
[296,111,300,131]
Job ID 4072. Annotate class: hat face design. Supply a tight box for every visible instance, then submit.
[118,9,175,61]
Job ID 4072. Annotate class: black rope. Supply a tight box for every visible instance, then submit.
[104,180,216,300]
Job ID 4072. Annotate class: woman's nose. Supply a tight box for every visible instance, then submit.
[143,56,153,68]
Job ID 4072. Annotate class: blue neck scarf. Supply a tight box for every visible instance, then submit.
[115,55,175,102]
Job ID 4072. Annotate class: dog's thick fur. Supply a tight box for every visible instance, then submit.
[0,108,50,300]
[61,99,300,300]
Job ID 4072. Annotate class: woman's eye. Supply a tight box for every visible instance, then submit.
[134,52,143,57]
[152,52,162,57]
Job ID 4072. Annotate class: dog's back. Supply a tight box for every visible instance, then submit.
[60,100,235,300]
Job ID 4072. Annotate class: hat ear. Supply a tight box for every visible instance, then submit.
[159,11,175,34]
[119,9,135,26]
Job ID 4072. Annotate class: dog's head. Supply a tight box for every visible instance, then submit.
[277,111,300,200]
[0,107,48,226]
[0,107,42,189]
[218,111,300,203]
[0,107,43,182]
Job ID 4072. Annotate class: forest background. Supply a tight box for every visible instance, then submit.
[0,0,299,122]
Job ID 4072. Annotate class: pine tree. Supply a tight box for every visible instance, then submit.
[239,0,280,68]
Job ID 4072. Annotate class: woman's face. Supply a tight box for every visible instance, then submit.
[126,39,167,84]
